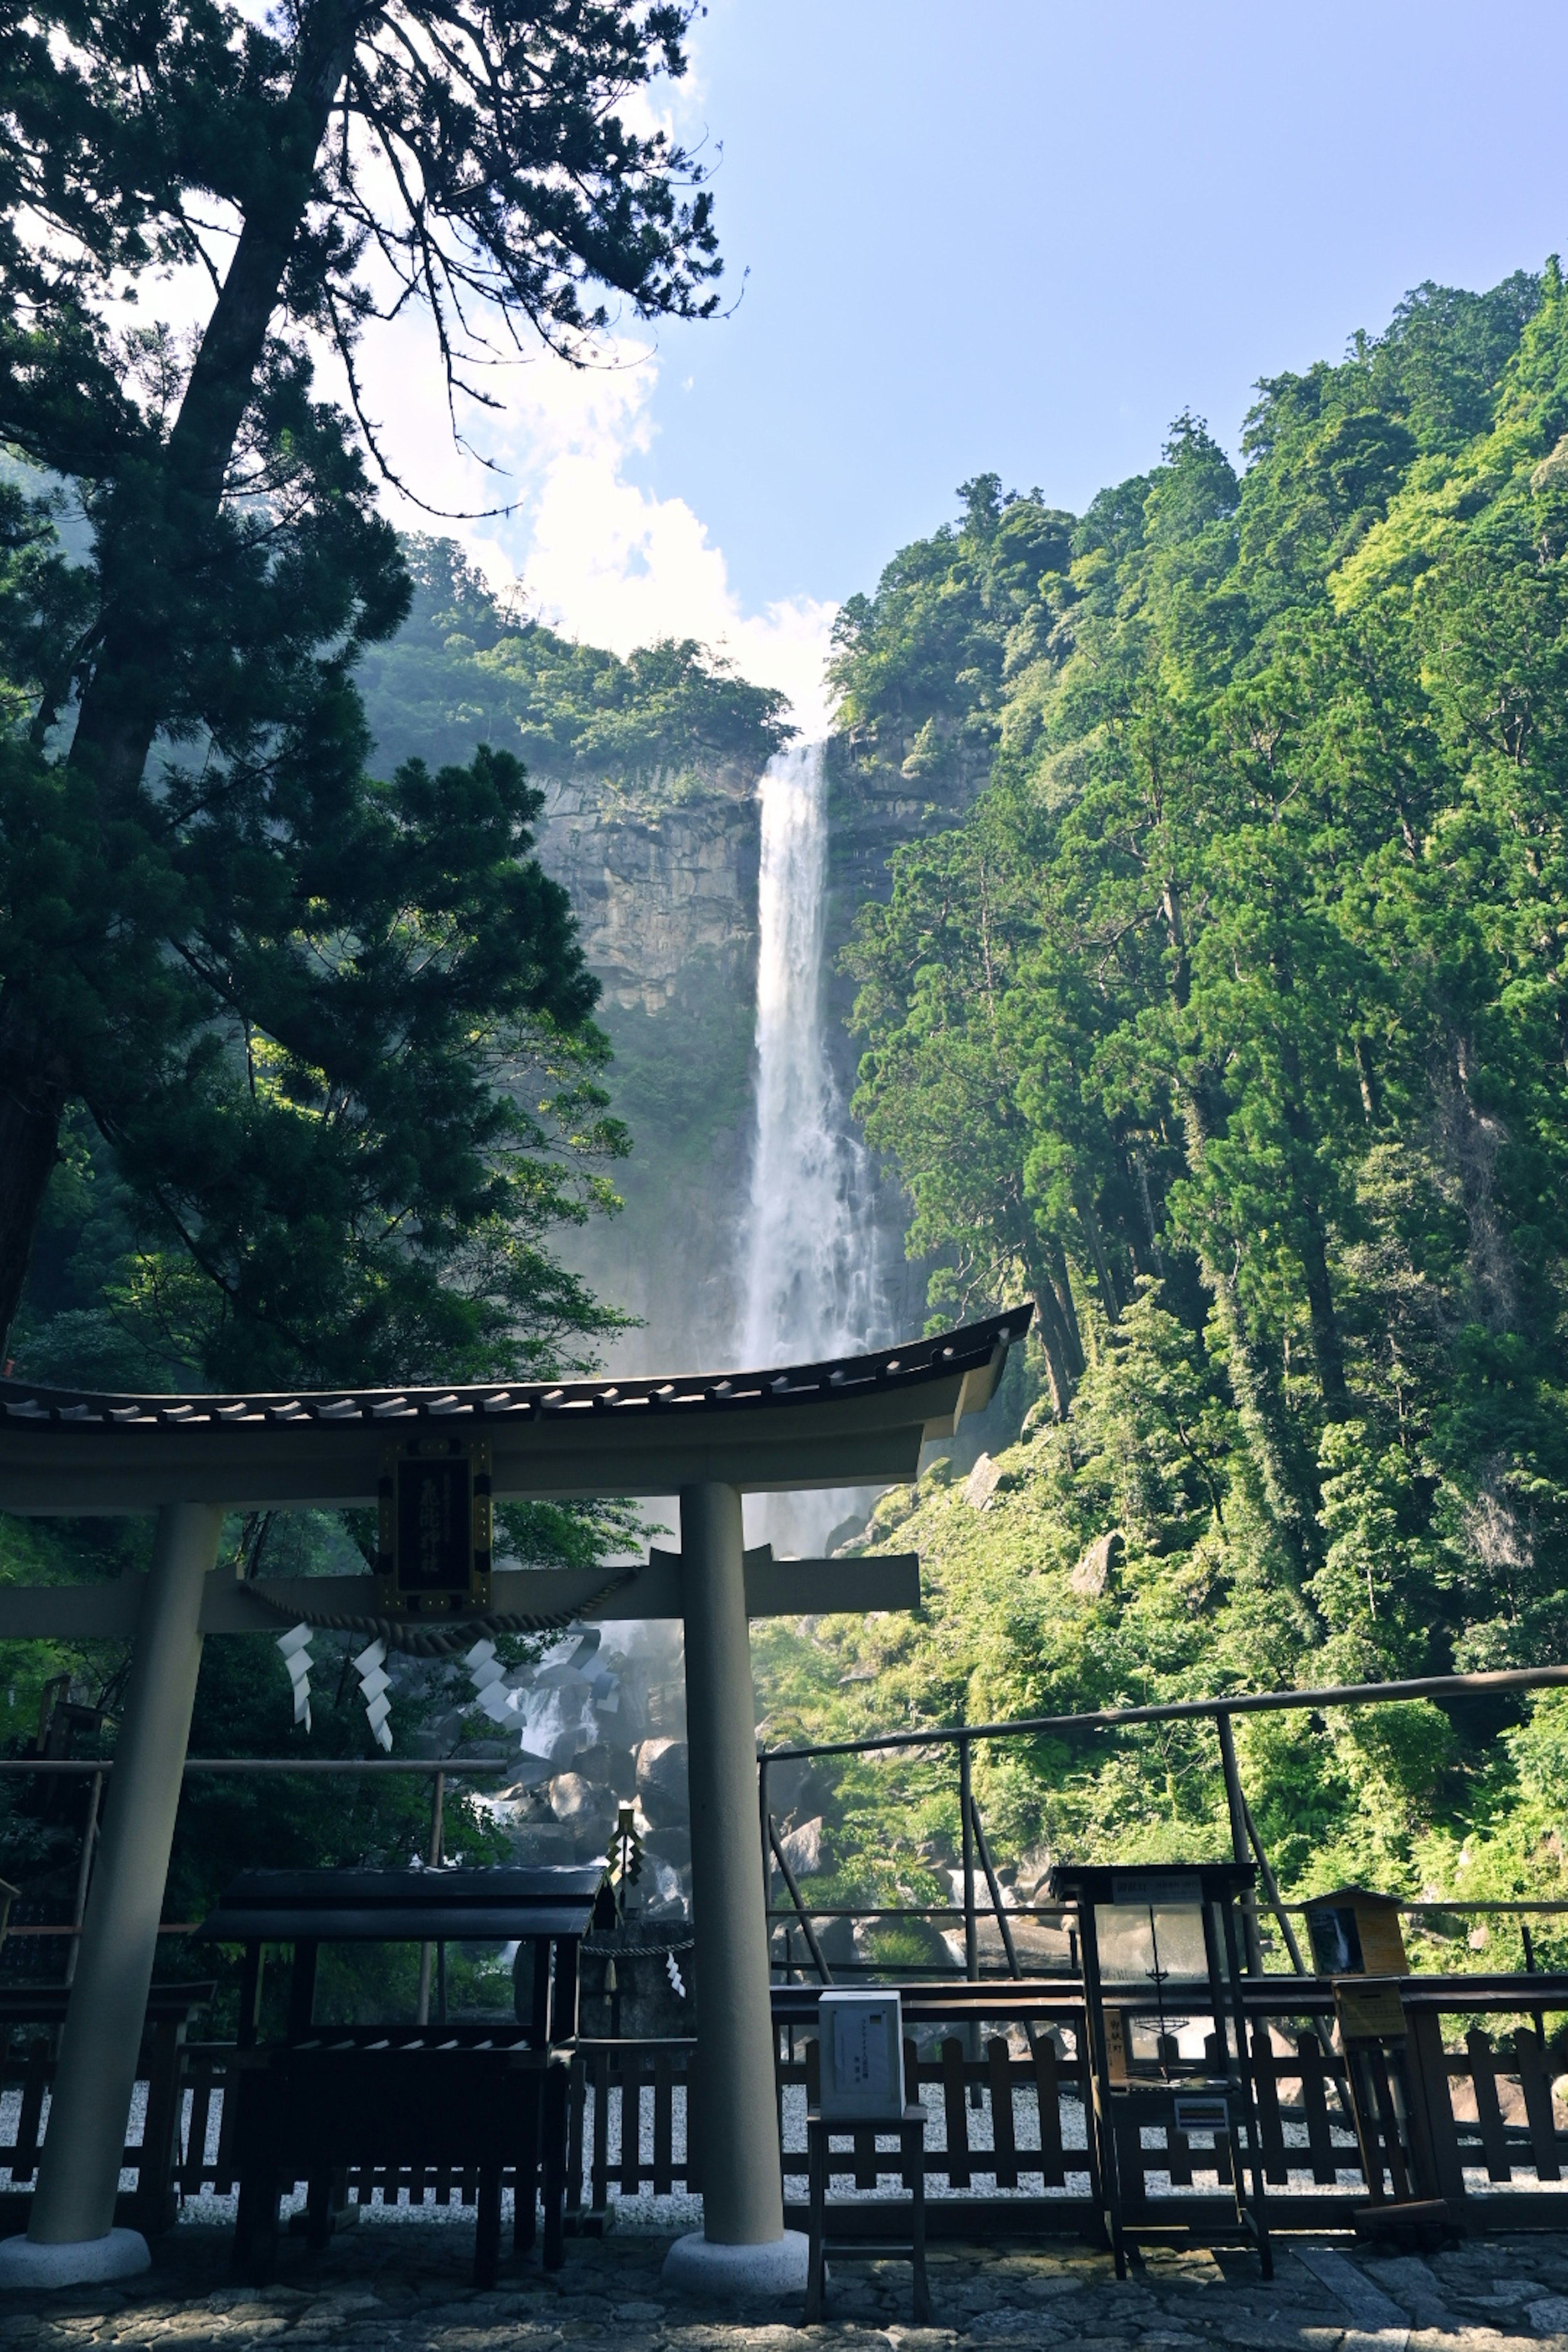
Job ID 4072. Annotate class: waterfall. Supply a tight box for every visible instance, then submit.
[739,743,884,1548]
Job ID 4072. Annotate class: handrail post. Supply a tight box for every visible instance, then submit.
[958,1734,978,1985]
[958,1732,981,2105]
[63,1770,103,1991]
[1215,1709,1263,1975]
[768,1815,833,1986]
[757,1752,772,1941]
[416,1768,445,2026]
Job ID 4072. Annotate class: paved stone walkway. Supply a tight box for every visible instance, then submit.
[4,2226,1568,2351]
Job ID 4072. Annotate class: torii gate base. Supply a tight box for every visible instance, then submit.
[0,1310,1024,2295]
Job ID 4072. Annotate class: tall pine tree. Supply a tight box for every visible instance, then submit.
[0,0,722,1369]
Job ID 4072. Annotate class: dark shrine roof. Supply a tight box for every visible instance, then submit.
[0,1307,1031,1511]
[198,1864,602,1946]
[0,1308,1025,1434]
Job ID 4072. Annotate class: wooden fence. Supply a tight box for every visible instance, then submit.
[567,1983,1568,2238]
[4,1980,1568,2241]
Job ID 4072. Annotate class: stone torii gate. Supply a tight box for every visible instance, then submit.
[0,1307,1027,2292]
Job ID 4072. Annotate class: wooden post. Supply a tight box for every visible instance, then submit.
[958,1735,978,1986]
[958,1736,981,2105]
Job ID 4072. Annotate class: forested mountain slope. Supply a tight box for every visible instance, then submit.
[756,267,1568,1940]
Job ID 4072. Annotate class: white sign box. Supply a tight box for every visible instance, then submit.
[817,1989,905,2119]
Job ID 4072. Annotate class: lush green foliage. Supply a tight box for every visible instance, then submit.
[762,267,1568,1940]
[361,537,793,790]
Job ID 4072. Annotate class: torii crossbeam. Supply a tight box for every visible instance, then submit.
[0,1307,1028,2291]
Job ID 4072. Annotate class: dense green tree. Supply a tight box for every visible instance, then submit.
[0,0,721,1351]
[803,263,1568,1912]
[358,536,793,784]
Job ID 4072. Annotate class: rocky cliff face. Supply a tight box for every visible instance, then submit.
[535,766,760,1020]
[530,765,762,1373]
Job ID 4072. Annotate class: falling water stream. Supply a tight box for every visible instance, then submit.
[739,742,885,1550]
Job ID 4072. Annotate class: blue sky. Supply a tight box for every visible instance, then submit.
[367,0,1568,723]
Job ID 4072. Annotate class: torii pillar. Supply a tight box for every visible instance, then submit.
[664,1483,801,2291]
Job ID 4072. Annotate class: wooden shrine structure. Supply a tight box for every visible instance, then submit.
[0,1307,1028,2290]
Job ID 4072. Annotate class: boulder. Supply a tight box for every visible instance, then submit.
[547,1773,615,1858]
[636,1736,690,1827]
[548,1772,598,1826]
[964,1453,1003,1510]
[643,1826,691,1873]
[777,1816,822,1876]
[1070,1530,1123,1597]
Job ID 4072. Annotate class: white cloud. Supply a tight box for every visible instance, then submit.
[350,307,836,737]
[508,428,836,736]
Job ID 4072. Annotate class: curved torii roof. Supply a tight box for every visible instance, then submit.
[0,1308,1031,1514]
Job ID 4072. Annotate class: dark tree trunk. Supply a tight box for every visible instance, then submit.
[1073,1180,1121,1322]
[1030,1281,1078,1421]
[67,0,361,807]
[1160,875,1316,1575]
[0,995,72,1348]
[1278,1043,1348,1416]
[1043,1234,1085,1382]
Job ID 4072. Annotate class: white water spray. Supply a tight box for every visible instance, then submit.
[739,744,884,1546]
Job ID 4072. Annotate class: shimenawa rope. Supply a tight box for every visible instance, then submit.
[245,1561,643,1657]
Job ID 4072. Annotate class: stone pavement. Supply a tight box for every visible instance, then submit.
[4,2225,1568,2352]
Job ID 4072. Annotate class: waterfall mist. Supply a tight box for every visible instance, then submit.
[739,741,888,1553]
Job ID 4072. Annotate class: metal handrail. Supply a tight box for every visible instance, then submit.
[758,1659,1568,1764]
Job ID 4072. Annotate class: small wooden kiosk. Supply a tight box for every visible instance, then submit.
[200,1863,600,2280]
[1050,1860,1271,2277]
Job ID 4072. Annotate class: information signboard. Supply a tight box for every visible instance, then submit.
[375,1437,493,1617]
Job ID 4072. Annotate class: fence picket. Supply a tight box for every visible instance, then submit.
[620,2056,642,2195]
[940,2038,971,2189]
[11,2040,49,2185]
[1031,2034,1066,2187]
[987,2039,1018,2188]
[184,2056,215,2194]
[566,2056,586,2218]
[652,2051,673,2196]
[1405,2009,1466,2205]
[1296,2035,1339,2185]
[686,2048,702,2195]
[212,2065,239,2196]
[590,2049,610,2218]
[903,2038,921,2189]
[1514,2028,1560,2183]
[1250,2028,1289,2185]
[1466,2030,1513,2182]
